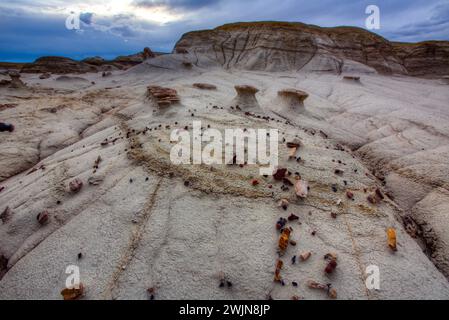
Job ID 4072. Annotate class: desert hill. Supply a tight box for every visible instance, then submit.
[175,21,449,77]
[1,22,449,300]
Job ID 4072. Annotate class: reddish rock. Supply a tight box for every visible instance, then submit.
[193,83,217,90]
[69,178,83,193]
[37,210,49,225]
[273,168,287,181]
[147,86,180,108]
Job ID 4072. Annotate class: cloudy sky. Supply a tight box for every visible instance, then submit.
[0,0,448,62]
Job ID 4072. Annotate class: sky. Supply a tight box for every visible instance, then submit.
[0,0,448,62]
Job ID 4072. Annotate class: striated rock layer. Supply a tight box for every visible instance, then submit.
[174,22,449,77]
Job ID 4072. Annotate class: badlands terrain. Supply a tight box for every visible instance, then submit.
[1,22,449,300]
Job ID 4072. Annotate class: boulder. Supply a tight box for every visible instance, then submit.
[146,85,180,108]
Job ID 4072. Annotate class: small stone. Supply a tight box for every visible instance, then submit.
[300,252,312,261]
[147,287,155,300]
[273,168,287,181]
[69,178,83,193]
[291,255,297,265]
[276,217,287,230]
[61,283,84,300]
[334,169,344,176]
[37,210,49,225]
[278,199,289,211]
[328,288,337,299]
[367,194,377,204]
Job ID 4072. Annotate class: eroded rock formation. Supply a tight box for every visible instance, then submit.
[174,22,449,77]
[230,85,260,109]
[146,85,180,108]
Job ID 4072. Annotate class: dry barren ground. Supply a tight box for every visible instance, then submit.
[1,55,449,299]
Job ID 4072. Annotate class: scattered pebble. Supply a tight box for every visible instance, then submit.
[324,253,338,274]
[291,255,297,265]
[307,280,337,299]
[273,168,287,181]
[69,178,83,193]
[334,169,344,176]
[278,228,292,254]
[278,198,289,211]
[274,259,283,282]
[276,217,287,230]
[61,283,84,300]
[147,287,155,300]
[387,228,397,252]
[37,210,49,225]
[294,177,308,198]
[300,252,312,261]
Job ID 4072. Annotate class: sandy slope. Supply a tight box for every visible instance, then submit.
[1,55,449,299]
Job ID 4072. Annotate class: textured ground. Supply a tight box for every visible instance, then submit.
[1,55,449,299]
